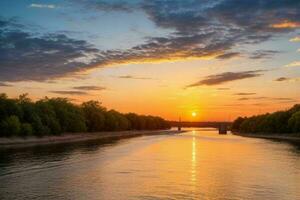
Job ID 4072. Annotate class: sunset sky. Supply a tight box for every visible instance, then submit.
[0,0,299,121]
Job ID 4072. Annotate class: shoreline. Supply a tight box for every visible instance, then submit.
[233,132,300,142]
[0,130,185,148]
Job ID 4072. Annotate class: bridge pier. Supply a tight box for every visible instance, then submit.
[219,123,227,134]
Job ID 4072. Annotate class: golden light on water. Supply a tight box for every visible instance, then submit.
[191,133,197,188]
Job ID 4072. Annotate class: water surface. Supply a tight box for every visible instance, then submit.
[0,128,300,200]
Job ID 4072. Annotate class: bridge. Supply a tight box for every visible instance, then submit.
[169,121,231,134]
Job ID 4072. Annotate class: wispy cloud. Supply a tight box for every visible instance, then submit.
[274,77,300,82]
[0,82,12,87]
[29,4,56,9]
[217,88,230,90]
[186,70,263,88]
[271,21,300,29]
[72,86,106,91]
[289,36,300,42]
[238,96,295,102]
[249,50,280,59]
[216,52,240,60]
[275,77,289,81]
[285,61,300,67]
[273,97,295,101]
[50,90,87,95]
[234,92,256,96]
[116,75,154,80]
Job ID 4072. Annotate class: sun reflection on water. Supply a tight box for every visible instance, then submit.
[191,131,197,184]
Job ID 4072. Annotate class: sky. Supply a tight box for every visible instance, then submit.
[0,0,299,121]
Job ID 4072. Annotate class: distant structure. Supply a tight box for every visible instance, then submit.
[219,123,227,134]
[178,117,181,131]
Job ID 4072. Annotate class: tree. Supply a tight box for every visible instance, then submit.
[0,94,23,122]
[47,98,86,132]
[81,101,106,132]
[288,111,300,133]
[20,123,33,136]
[231,117,245,132]
[0,93,170,137]
[0,115,21,137]
[36,100,61,135]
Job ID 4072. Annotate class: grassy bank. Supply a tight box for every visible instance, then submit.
[0,130,184,148]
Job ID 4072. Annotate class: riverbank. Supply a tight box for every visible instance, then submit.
[0,130,184,148]
[233,133,300,142]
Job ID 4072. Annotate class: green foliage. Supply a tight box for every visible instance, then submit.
[36,99,62,135]
[0,115,21,137]
[0,94,23,122]
[288,111,300,133]
[82,101,106,132]
[46,98,86,132]
[233,104,300,134]
[20,123,33,136]
[0,93,170,137]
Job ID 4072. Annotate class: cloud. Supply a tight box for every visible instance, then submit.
[273,97,295,101]
[0,82,12,87]
[249,50,280,59]
[238,97,251,101]
[2,0,300,82]
[271,21,300,29]
[50,90,87,95]
[274,77,300,82]
[141,0,300,34]
[238,97,269,101]
[186,70,263,87]
[116,75,154,80]
[216,52,240,60]
[275,77,289,81]
[289,36,300,42]
[217,88,230,90]
[238,96,295,101]
[29,4,56,9]
[72,86,106,91]
[78,0,134,12]
[234,92,256,96]
[285,61,300,67]
[0,18,100,81]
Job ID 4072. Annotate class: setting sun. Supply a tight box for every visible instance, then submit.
[192,112,197,117]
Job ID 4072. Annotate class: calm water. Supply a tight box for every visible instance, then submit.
[0,128,300,200]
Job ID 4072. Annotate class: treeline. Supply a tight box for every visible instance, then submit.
[0,93,170,137]
[232,104,300,134]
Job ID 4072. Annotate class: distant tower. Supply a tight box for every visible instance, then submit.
[178,117,181,131]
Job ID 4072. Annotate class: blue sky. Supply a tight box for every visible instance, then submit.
[0,0,299,120]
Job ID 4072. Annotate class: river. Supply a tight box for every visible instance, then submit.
[0,128,300,200]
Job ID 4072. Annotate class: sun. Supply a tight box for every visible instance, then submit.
[192,112,197,117]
